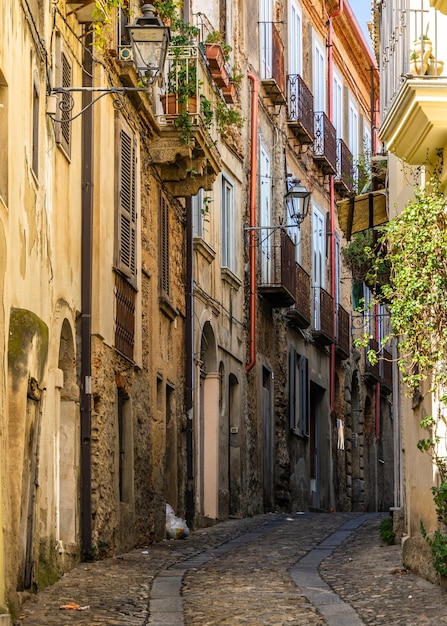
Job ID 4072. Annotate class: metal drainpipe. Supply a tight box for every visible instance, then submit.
[327,4,343,416]
[246,72,259,373]
[185,197,194,525]
[80,29,93,558]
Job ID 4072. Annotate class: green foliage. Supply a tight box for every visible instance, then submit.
[153,0,181,23]
[92,0,127,50]
[374,175,447,392]
[205,30,232,62]
[379,517,395,545]
[418,411,447,576]
[421,522,447,577]
[215,98,244,134]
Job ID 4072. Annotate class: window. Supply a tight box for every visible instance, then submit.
[363,123,372,155]
[160,192,170,296]
[312,206,326,329]
[221,176,235,271]
[115,118,137,360]
[334,234,341,307]
[260,147,272,282]
[192,188,205,238]
[313,38,326,112]
[349,99,359,169]
[289,0,302,76]
[116,119,137,281]
[289,348,309,436]
[117,386,134,504]
[312,206,326,290]
[332,72,343,139]
[259,0,272,79]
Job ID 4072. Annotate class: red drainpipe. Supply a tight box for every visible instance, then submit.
[327,3,343,414]
[246,72,259,372]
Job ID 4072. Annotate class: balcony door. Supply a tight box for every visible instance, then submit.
[289,0,302,76]
[260,146,272,283]
[259,0,272,79]
[312,206,326,329]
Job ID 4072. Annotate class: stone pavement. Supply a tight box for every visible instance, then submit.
[16,511,447,625]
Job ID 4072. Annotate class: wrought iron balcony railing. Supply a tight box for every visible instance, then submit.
[257,228,297,307]
[259,23,287,104]
[380,348,393,394]
[313,112,337,174]
[287,74,314,144]
[334,139,354,196]
[335,304,350,358]
[285,262,311,328]
[312,286,334,344]
[364,337,380,384]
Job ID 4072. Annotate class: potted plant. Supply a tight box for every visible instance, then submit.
[222,68,242,103]
[153,0,180,26]
[409,50,428,75]
[413,34,432,63]
[161,20,200,116]
[427,55,445,76]
[203,31,231,88]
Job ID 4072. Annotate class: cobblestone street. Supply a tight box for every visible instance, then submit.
[17,512,447,625]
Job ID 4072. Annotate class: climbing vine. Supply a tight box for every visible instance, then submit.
[359,167,447,576]
[362,173,447,393]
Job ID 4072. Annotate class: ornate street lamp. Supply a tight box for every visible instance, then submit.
[48,4,171,119]
[126,4,171,84]
[285,177,311,225]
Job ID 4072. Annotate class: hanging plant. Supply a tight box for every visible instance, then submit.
[91,0,128,50]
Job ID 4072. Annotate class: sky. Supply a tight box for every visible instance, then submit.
[348,0,373,50]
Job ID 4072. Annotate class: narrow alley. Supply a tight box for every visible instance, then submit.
[17,513,447,626]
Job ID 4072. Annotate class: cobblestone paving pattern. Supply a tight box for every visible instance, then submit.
[16,511,447,626]
[320,515,447,625]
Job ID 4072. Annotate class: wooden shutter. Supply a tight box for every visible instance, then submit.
[299,356,308,436]
[289,347,296,430]
[117,122,137,281]
[55,35,72,157]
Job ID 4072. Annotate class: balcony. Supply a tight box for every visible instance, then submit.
[334,139,354,196]
[285,263,311,328]
[380,348,393,395]
[379,2,447,167]
[287,74,314,144]
[312,286,334,345]
[313,112,337,174]
[335,304,350,359]
[258,229,297,307]
[152,45,222,197]
[363,338,380,385]
[260,23,287,106]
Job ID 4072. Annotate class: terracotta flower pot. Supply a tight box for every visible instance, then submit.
[211,65,230,88]
[205,43,225,71]
[161,94,198,115]
[222,82,238,104]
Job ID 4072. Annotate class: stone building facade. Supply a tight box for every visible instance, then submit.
[0,0,395,620]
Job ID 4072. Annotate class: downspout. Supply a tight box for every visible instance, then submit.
[80,29,93,557]
[246,72,259,372]
[327,2,343,416]
[185,197,194,525]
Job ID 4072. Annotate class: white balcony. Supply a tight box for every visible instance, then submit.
[379,0,447,165]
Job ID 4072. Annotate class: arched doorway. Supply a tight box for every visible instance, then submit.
[198,321,219,519]
[57,319,79,546]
